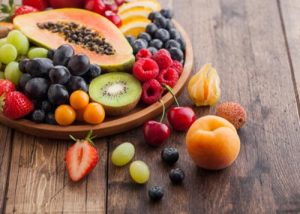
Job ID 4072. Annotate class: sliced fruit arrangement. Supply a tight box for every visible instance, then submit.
[13,9,135,72]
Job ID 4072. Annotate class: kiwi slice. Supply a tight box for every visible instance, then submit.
[89,72,142,116]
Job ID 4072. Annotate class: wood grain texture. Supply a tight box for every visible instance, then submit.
[0,126,12,213]
[4,134,108,213]
[107,0,300,213]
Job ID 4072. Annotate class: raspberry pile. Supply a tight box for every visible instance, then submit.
[133,48,183,105]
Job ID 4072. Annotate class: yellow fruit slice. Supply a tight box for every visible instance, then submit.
[119,0,161,14]
[119,7,152,21]
[120,18,151,37]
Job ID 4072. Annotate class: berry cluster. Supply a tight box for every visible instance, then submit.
[133,48,183,105]
[18,44,101,124]
[126,9,185,63]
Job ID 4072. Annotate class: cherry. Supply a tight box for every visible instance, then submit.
[167,107,196,131]
[143,100,170,147]
[164,84,196,131]
[104,10,122,27]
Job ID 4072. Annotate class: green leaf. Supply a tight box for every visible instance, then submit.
[9,0,14,7]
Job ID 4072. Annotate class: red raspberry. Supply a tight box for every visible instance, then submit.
[170,60,183,76]
[142,79,163,105]
[133,58,159,82]
[136,48,152,60]
[157,67,179,88]
[152,49,173,70]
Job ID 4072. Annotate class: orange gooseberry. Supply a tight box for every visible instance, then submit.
[55,105,76,126]
[70,90,89,110]
[83,102,105,124]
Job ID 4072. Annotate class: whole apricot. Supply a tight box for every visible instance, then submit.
[216,102,247,130]
[186,115,240,170]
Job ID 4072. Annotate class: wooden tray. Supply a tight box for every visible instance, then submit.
[0,21,193,139]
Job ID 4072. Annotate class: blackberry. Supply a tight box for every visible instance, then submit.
[148,186,164,202]
[161,147,179,165]
[160,9,174,19]
[45,112,56,124]
[138,32,152,42]
[149,39,163,49]
[31,109,46,123]
[154,29,170,42]
[169,168,185,184]
[146,23,158,36]
[41,100,53,112]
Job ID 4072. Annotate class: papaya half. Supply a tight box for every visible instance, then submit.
[13,9,135,72]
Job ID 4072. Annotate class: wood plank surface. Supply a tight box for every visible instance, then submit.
[0,0,300,213]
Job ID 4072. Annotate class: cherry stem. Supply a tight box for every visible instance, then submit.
[163,84,180,107]
[159,99,166,123]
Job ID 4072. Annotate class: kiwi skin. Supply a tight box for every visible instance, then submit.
[101,97,141,116]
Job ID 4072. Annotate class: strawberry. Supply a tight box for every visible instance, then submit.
[14,5,38,18]
[66,131,99,182]
[1,91,33,119]
[22,0,48,11]
[0,80,16,97]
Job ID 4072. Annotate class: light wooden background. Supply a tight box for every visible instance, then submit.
[0,0,300,213]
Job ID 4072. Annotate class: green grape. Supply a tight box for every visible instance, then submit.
[0,38,7,48]
[0,71,5,79]
[4,62,22,85]
[7,30,29,56]
[0,44,18,64]
[111,142,135,166]
[28,47,48,59]
[129,161,150,184]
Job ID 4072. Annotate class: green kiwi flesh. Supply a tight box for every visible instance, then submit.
[89,72,142,116]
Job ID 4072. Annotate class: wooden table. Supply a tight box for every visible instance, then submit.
[1,0,300,213]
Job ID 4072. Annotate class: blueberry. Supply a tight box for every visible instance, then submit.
[165,39,181,50]
[41,100,53,112]
[19,73,31,91]
[169,168,185,184]
[169,47,184,62]
[169,29,181,40]
[53,44,74,66]
[149,39,163,49]
[126,35,135,46]
[25,77,49,100]
[45,112,56,125]
[165,20,175,31]
[26,58,54,78]
[83,64,101,83]
[67,76,88,92]
[176,38,186,51]
[132,39,148,54]
[148,11,162,21]
[138,32,152,42]
[154,29,170,42]
[148,186,164,202]
[19,59,29,73]
[146,23,158,36]
[68,54,90,76]
[31,109,45,123]
[48,84,69,105]
[47,49,55,60]
[153,16,168,29]
[49,66,71,85]
[160,9,174,19]
[161,147,179,165]
[148,47,158,54]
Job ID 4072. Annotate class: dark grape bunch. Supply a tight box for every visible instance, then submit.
[126,9,185,64]
[18,44,102,124]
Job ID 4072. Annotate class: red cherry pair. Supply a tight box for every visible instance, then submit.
[143,85,196,147]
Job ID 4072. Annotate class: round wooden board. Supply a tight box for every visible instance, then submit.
[0,21,193,139]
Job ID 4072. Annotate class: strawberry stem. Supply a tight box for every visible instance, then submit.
[163,84,180,107]
[159,99,166,123]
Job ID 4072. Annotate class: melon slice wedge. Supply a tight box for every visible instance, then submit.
[13,9,135,72]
